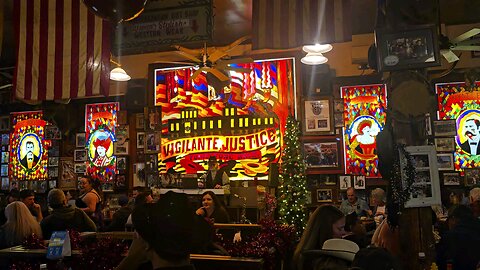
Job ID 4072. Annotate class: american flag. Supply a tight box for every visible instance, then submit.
[252,0,352,50]
[13,0,111,101]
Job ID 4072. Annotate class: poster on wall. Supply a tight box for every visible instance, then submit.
[153,58,294,180]
[341,84,387,177]
[9,111,50,180]
[436,82,480,171]
[85,103,119,182]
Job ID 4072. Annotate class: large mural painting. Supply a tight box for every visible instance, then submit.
[436,82,480,171]
[85,103,119,182]
[154,59,293,180]
[9,111,50,180]
[341,84,387,177]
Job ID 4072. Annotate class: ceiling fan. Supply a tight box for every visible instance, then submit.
[439,27,480,63]
[158,36,254,81]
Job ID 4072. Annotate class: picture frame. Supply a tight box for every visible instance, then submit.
[59,158,76,189]
[48,157,59,167]
[48,180,57,189]
[442,172,461,186]
[339,175,352,190]
[303,98,332,134]
[1,134,9,145]
[433,120,457,137]
[464,168,480,186]
[135,113,145,130]
[101,183,114,192]
[74,149,87,162]
[114,174,127,189]
[334,113,344,128]
[75,133,86,148]
[374,24,440,72]
[116,156,128,172]
[145,106,162,131]
[0,164,7,176]
[354,175,366,189]
[437,153,454,171]
[48,167,59,178]
[74,163,86,174]
[434,137,455,152]
[333,99,344,113]
[137,132,145,149]
[1,151,9,163]
[1,177,9,190]
[400,145,441,208]
[45,125,62,140]
[317,189,333,203]
[114,125,129,155]
[133,162,146,187]
[303,137,340,169]
[145,154,158,172]
[145,132,160,153]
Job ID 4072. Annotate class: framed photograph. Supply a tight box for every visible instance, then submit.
[48,180,57,189]
[333,99,344,113]
[133,163,146,187]
[434,137,455,152]
[334,113,343,128]
[400,145,441,208]
[339,175,352,190]
[116,156,128,172]
[317,189,333,203]
[1,151,9,163]
[76,133,86,148]
[74,149,87,162]
[59,158,76,189]
[137,132,145,149]
[145,132,160,153]
[48,157,59,167]
[114,174,127,189]
[354,175,366,189]
[135,113,145,130]
[145,154,158,172]
[74,163,86,174]
[375,25,440,72]
[1,134,9,145]
[442,172,461,186]
[464,168,480,186]
[48,167,59,178]
[114,126,129,155]
[303,98,332,133]
[102,183,114,192]
[0,164,7,176]
[433,120,457,137]
[1,177,9,190]
[437,153,454,171]
[45,125,61,140]
[146,106,161,131]
[303,139,339,168]
[49,143,60,156]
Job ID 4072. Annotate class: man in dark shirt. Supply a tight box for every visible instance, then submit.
[20,189,43,222]
[106,195,131,231]
[40,189,96,239]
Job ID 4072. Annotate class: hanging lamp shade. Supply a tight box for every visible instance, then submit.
[301,52,328,65]
[110,67,131,81]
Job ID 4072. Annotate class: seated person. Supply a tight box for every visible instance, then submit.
[370,188,387,226]
[351,246,402,270]
[339,188,372,217]
[20,189,43,222]
[195,191,229,223]
[343,212,368,248]
[41,189,97,239]
[105,195,131,232]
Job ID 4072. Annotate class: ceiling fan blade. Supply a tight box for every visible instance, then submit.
[207,36,252,63]
[451,28,480,44]
[440,49,459,63]
[224,66,252,73]
[153,60,196,66]
[451,45,480,51]
[190,68,205,81]
[208,49,229,64]
[173,51,202,63]
[207,68,230,81]
[217,58,254,67]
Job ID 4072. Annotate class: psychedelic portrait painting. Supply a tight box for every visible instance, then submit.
[436,82,480,171]
[85,103,119,182]
[9,111,50,180]
[153,58,293,180]
[341,84,387,177]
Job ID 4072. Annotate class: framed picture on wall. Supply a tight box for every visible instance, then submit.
[76,133,86,148]
[464,168,480,186]
[116,156,128,172]
[145,132,160,153]
[74,150,87,162]
[437,153,454,171]
[74,163,86,174]
[333,99,343,113]
[434,137,455,152]
[442,172,461,186]
[303,138,339,168]
[339,175,352,190]
[137,132,145,149]
[303,98,332,134]
[354,175,366,189]
[433,120,457,137]
[317,189,333,202]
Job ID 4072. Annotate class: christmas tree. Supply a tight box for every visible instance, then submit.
[277,115,309,238]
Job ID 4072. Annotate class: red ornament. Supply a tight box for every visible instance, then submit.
[82,0,148,24]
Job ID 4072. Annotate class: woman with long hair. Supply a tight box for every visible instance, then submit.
[293,205,346,270]
[75,176,103,229]
[0,201,42,248]
[195,191,229,223]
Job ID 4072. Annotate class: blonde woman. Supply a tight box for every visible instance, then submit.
[0,201,42,248]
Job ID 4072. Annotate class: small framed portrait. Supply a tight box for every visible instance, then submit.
[48,167,59,178]
[339,175,352,190]
[437,153,454,171]
[48,157,59,167]
[434,137,455,152]
[1,177,9,190]
[145,154,158,172]
[317,189,333,203]
[1,151,9,163]
[433,120,457,137]
[114,142,129,155]
[48,180,57,189]
[303,98,332,134]
[464,168,480,186]
[137,132,145,149]
[116,156,128,172]
[1,134,9,145]
[334,113,343,128]
[133,162,146,187]
[135,113,145,130]
[146,106,162,131]
[45,125,61,140]
[74,149,87,162]
[0,164,8,176]
[114,126,129,155]
[442,172,461,186]
[354,175,366,189]
[333,99,344,113]
[74,163,86,174]
[145,132,160,153]
[76,133,86,148]
[303,139,340,169]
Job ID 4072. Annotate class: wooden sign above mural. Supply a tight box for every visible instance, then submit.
[113,0,213,55]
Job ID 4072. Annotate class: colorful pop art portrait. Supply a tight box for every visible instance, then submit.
[153,58,293,180]
[436,82,480,171]
[9,111,50,180]
[341,84,387,177]
[85,103,119,182]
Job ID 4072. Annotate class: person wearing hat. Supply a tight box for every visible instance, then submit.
[116,191,212,270]
[40,188,96,239]
[199,156,229,190]
[20,189,43,222]
[302,238,359,270]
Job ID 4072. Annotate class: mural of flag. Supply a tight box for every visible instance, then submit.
[252,0,352,50]
[13,0,111,101]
